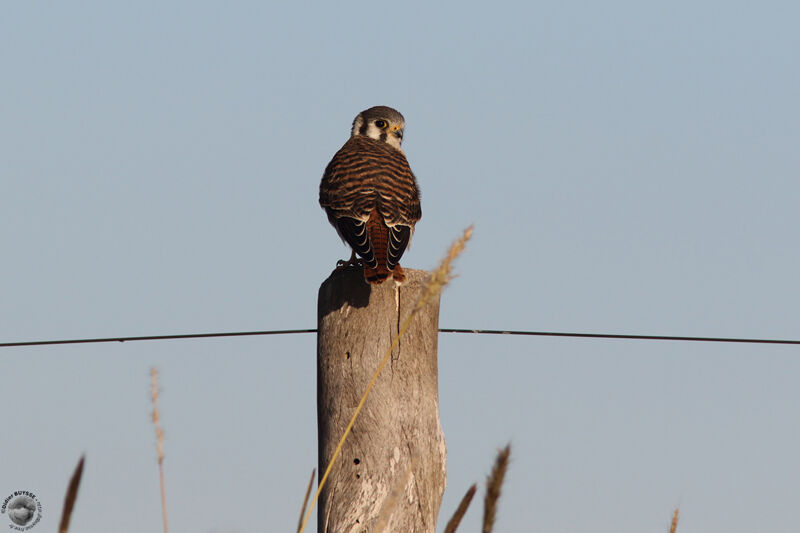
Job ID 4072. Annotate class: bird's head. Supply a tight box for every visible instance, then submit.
[351,106,406,151]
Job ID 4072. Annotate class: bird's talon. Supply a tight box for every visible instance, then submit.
[333,252,362,271]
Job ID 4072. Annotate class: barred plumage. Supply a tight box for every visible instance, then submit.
[320,106,421,284]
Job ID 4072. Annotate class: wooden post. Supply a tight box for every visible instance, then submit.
[317,266,447,533]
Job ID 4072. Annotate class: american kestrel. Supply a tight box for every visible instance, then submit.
[320,106,421,284]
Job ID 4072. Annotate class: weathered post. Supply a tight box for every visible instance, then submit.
[317,266,447,533]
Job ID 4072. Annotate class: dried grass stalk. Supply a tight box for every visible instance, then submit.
[443,484,477,533]
[483,444,511,533]
[413,225,473,313]
[150,367,169,533]
[669,507,680,533]
[296,469,316,533]
[57,455,85,533]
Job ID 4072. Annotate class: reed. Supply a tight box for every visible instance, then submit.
[296,469,316,533]
[57,455,85,533]
[669,507,680,533]
[482,444,511,533]
[150,367,169,533]
[442,483,477,533]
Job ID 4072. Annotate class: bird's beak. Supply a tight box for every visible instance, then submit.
[392,125,404,140]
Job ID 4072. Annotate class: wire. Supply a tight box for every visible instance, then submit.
[2,328,799,348]
[0,329,317,348]
[438,329,800,345]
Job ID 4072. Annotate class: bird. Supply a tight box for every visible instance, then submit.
[320,106,421,284]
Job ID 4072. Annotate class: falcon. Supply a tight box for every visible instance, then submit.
[320,106,421,284]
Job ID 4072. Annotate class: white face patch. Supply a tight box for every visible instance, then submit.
[351,115,404,151]
[351,115,364,137]
[381,125,404,151]
[364,122,383,141]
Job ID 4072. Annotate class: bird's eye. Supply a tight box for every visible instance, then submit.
[375,120,388,129]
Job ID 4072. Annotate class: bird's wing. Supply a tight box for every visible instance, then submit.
[387,224,412,269]
[334,216,377,267]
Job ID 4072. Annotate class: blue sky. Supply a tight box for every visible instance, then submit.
[2,2,799,532]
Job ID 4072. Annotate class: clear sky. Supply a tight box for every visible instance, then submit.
[2,1,799,532]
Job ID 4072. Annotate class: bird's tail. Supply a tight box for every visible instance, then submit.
[363,209,403,284]
[363,263,405,284]
[363,264,391,284]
